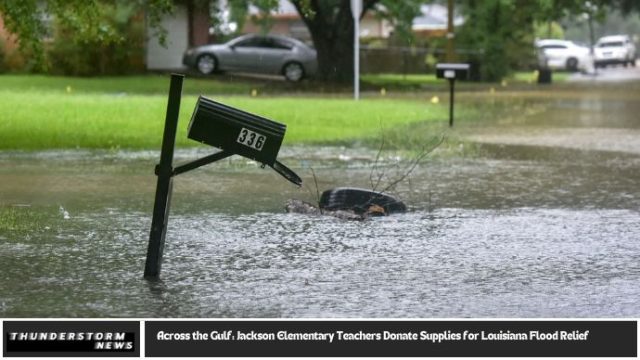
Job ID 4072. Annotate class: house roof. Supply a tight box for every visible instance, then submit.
[247,1,465,31]
[247,0,297,18]
[412,4,464,31]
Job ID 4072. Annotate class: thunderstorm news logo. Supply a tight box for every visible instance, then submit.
[7,331,134,350]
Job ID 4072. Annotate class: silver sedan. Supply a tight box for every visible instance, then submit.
[183,34,317,81]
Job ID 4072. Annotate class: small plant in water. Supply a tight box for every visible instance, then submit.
[0,206,43,232]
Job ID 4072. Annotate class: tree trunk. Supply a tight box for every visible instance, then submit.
[308,20,354,83]
[290,0,359,83]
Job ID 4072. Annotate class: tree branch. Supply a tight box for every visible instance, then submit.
[377,135,445,195]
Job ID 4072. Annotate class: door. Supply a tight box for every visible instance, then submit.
[231,36,292,74]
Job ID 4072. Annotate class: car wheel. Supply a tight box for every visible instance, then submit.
[566,57,578,72]
[196,54,217,75]
[283,62,305,82]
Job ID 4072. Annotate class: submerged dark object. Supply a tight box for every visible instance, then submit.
[285,188,406,220]
[319,187,406,215]
[285,199,366,221]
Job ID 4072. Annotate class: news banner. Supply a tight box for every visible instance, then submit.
[1,320,637,357]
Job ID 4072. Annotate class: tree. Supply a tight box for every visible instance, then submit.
[0,0,173,69]
[223,0,421,83]
[456,0,551,81]
[287,0,421,83]
[456,0,637,81]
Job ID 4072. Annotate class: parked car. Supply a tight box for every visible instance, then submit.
[183,34,318,81]
[594,35,637,68]
[535,39,592,72]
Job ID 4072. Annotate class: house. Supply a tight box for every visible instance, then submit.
[412,3,464,38]
[241,0,394,40]
[146,1,210,70]
[0,15,23,70]
[241,1,463,40]
[2,4,209,72]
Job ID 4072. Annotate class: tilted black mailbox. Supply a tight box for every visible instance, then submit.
[436,63,470,127]
[188,97,284,166]
[187,96,300,183]
[144,74,301,279]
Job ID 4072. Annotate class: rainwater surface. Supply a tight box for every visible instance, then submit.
[1,83,639,318]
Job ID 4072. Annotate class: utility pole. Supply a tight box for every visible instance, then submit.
[446,0,455,62]
[351,0,362,100]
[586,2,598,75]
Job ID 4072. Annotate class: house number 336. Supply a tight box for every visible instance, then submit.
[237,128,266,151]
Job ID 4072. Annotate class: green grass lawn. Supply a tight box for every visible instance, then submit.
[0,75,448,150]
[362,71,570,89]
[0,74,257,95]
[362,73,441,88]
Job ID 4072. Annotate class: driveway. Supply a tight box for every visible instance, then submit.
[569,61,640,82]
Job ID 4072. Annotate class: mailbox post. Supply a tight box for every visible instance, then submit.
[436,63,469,127]
[144,74,301,279]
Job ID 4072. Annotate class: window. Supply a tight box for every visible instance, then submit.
[598,42,624,48]
[235,36,267,48]
[269,38,294,50]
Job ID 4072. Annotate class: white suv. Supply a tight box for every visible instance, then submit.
[594,35,637,68]
[535,39,592,72]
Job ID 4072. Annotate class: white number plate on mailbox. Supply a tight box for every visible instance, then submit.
[237,128,266,151]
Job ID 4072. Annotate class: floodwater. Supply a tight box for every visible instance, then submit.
[1,83,639,318]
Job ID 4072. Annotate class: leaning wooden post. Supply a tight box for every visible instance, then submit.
[144,74,184,279]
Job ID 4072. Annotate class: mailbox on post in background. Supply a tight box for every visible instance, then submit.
[436,63,470,127]
[188,96,285,166]
[436,63,470,80]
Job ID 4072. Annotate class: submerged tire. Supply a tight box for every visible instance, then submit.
[319,187,407,215]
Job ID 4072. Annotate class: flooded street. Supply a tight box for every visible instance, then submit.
[1,83,639,318]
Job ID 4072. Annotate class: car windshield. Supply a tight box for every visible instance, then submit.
[598,41,624,48]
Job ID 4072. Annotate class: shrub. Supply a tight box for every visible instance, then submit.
[46,3,145,76]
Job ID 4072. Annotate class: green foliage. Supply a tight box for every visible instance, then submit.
[250,0,279,34]
[458,0,543,81]
[534,21,565,39]
[454,0,640,81]
[377,0,422,46]
[563,6,640,44]
[0,0,173,69]
[46,2,146,76]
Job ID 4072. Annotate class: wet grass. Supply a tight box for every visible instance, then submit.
[0,82,449,149]
[0,74,257,95]
[361,71,570,89]
[0,206,44,232]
